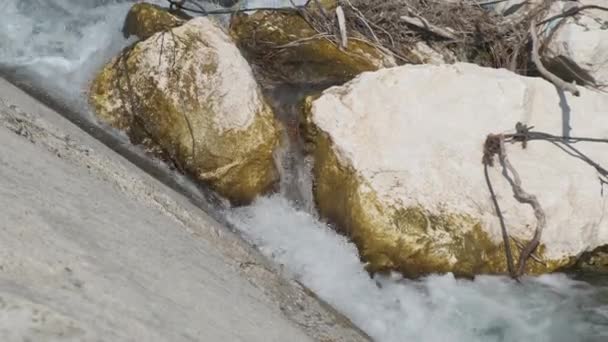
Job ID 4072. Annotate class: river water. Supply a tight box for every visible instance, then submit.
[1,1,607,341]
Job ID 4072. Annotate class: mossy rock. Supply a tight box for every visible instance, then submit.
[91,17,280,204]
[229,10,394,85]
[122,2,185,40]
[301,96,571,278]
[300,63,608,278]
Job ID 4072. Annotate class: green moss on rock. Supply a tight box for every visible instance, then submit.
[229,10,394,85]
[91,19,280,205]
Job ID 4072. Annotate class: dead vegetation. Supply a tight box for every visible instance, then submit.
[289,0,606,92]
[167,0,607,92]
[296,0,547,71]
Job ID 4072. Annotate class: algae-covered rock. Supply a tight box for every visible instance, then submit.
[229,9,395,85]
[303,63,608,278]
[122,2,185,40]
[91,17,280,204]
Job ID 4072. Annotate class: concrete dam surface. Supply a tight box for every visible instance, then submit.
[0,78,366,341]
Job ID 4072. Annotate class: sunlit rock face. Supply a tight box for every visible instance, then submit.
[303,63,608,278]
[122,3,185,40]
[229,6,395,85]
[91,16,280,205]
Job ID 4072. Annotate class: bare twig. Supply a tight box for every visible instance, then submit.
[483,118,608,279]
[475,0,513,6]
[511,235,546,266]
[529,19,580,96]
[311,0,330,19]
[538,4,608,26]
[400,14,458,41]
[483,127,548,279]
[482,144,516,277]
[271,33,332,49]
[336,6,348,49]
[344,0,381,45]
[349,37,411,64]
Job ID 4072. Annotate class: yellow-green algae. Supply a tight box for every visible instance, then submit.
[123,2,185,40]
[90,26,280,205]
[229,10,393,85]
[301,97,573,278]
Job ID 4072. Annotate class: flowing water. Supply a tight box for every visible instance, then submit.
[1,1,607,341]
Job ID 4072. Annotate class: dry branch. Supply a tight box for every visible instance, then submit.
[511,236,546,266]
[538,4,608,26]
[497,136,546,277]
[344,0,381,45]
[482,140,516,278]
[529,19,580,96]
[400,15,458,41]
[483,128,548,279]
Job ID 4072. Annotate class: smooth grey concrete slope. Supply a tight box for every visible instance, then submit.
[0,78,369,342]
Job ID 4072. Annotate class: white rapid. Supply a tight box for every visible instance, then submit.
[226,195,608,342]
[1,1,607,341]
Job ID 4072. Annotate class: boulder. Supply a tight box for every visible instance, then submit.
[122,2,185,40]
[91,17,280,204]
[303,63,608,278]
[229,9,395,85]
[542,0,608,89]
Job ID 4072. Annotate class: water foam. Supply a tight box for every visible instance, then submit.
[225,195,608,342]
[0,1,156,108]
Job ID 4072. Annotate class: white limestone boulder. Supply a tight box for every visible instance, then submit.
[91,16,280,204]
[303,62,608,277]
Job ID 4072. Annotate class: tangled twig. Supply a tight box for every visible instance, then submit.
[497,135,546,278]
[484,122,608,279]
[538,4,608,26]
[483,132,544,279]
